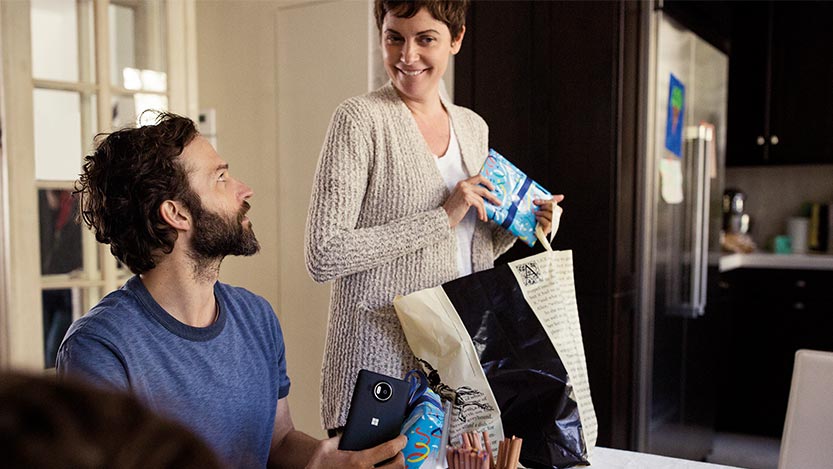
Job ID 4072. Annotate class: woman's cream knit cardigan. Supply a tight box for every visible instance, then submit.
[305,83,516,429]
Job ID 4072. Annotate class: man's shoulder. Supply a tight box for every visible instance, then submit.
[215,281,264,302]
[215,283,276,320]
[64,289,143,341]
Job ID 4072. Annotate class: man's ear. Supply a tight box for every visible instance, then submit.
[159,200,191,231]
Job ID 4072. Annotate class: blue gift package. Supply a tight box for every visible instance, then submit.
[400,370,445,469]
[479,149,552,247]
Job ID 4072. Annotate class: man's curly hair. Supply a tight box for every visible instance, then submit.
[75,112,200,274]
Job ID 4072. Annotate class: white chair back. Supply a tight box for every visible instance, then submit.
[778,349,833,469]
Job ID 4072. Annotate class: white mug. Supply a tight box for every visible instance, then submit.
[788,217,809,254]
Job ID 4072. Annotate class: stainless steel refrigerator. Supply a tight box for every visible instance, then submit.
[636,11,729,462]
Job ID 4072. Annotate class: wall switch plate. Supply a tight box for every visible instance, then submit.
[198,108,217,136]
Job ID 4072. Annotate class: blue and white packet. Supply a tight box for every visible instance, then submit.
[479,149,552,247]
[400,370,445,469]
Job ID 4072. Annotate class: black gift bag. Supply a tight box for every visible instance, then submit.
[395,242,597,469]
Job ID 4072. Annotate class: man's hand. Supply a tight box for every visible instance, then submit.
[305,434,406,469]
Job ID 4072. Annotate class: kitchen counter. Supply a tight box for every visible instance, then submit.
[591,447,740,468]
[720,252,833,272]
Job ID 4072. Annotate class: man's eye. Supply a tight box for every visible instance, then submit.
[218,173,227,182]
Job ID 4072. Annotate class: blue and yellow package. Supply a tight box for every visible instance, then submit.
[479,149,552,246]
[401,371,445,469]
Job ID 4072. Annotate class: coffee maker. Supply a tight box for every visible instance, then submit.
[723,188,750,234]
[722,188,756,253]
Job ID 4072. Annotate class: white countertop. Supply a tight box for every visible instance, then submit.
[590,447,740,468]
[719,252,833,272]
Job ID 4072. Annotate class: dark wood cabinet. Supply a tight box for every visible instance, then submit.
[718,268,833,437]
[727,1,833,166]
[455,0,641,449]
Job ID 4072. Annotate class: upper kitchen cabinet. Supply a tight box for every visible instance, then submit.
[727,1,833,166]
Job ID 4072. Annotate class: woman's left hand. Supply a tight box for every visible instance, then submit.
[534,194,565,236]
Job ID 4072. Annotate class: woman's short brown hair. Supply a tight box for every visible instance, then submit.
[374,0,469,40]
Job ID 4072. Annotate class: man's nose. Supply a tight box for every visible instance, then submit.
[238,180,254,200]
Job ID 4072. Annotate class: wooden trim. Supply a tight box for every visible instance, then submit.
[41,275,106,290]
[184,0,199,118]
[0,0,8,368]
[166,0,199,118]
[35,180,76,189]
[1,0,44,370]
[110,85,166,97]
[32,78,97,93]
[93,0,119,296]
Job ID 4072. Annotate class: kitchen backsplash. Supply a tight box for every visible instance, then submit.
[725,165,833,251]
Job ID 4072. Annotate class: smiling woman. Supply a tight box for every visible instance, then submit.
[304,0,562,434]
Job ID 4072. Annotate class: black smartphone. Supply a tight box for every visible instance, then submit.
[338,369,409,451]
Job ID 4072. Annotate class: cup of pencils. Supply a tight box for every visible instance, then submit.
[446,431,522,469]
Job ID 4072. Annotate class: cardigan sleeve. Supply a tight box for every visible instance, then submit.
[305,103,454,283]
[491,225,517,258]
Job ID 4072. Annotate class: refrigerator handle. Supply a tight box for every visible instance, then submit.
[688,124,712,316]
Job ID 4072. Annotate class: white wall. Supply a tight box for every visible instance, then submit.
[197,0,369,437]
[276,0,370,437]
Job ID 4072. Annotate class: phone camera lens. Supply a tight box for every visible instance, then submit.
[373,381,393,402]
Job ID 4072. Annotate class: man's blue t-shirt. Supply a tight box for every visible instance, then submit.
[57,276,290,468]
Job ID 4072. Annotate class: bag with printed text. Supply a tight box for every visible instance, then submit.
[394,229,597,469]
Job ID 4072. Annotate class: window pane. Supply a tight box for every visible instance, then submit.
[33,89,83,181]
[31,0,79,82]
[112,94,137,128]
[110,1,168,91]
[79,0,97,83]
[136,94,169,125]
[42,288,81,368]
[110,4,135,86]
[38,189,83,276]
[112,93,169,128]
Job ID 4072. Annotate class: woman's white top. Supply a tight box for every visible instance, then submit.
[433,120,476,277]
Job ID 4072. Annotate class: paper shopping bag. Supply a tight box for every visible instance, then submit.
[394,235,596,469]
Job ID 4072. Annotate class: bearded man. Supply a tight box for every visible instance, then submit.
[58,113,405,469]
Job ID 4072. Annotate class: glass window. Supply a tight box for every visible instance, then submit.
[38,189,83,277]
[30,0,79,82]
[33,89,83,181]
[110,4,136,87]
[42,288,81,368]
[110,1,168,90]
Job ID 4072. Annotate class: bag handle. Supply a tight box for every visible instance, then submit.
[405,369,429,409]
[535,202,560,252]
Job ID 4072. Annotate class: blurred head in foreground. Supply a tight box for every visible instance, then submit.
[0,372,222,469]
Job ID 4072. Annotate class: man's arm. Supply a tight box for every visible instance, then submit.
[268,398,406,469]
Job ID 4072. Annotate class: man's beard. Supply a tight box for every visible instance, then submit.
[189,199,260,267]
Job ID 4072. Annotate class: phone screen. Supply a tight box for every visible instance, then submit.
[338,369,410,451]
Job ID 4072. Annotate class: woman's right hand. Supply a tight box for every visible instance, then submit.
[442,175,503,228]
